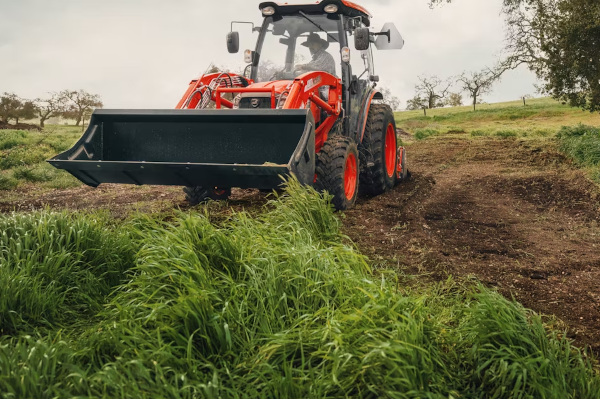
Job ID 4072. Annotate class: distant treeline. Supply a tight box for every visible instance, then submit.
[0,90,103,128]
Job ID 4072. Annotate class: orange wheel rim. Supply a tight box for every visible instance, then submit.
[385,124,397,178]
[344,153,357,200]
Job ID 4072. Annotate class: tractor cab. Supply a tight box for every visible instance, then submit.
[227,0,404,140]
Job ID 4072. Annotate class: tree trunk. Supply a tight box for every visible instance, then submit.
[40,118,46,128]
[473,94,477,111]
[423,107,427,116]
[75,115,82,126]
[15,117,19,124]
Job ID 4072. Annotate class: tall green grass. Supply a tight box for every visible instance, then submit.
[0,211,135,335]
[558,124,600,166]
[0,181,598,398]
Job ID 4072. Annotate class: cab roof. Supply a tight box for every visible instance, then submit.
[258,0,372,26]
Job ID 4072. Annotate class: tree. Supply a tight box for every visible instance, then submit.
[15,100,36,124]
[415,75,452,110]
[538,0,600,111]
[0,93,36,125]
[379,87,401,111]
[458,66,506,111]
[35,92,68,128]
[61,90,103,126]
[406,96,429,115]
[446,92,464,107]
[0,93,22,124]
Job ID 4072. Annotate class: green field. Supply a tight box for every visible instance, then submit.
[395,97,600,180]
[396,97,600,138]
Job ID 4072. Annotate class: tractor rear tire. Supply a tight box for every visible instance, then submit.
[359,104,398,196]
[183,186,231,206]
[315,136,359,211]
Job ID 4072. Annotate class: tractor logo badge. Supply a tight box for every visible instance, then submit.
[251,99,260,108]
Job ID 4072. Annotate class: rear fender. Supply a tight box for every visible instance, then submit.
[356,89,381,144]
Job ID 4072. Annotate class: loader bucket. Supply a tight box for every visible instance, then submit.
[48,109,316,190]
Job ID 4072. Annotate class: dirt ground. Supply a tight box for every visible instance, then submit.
[345,136,600,353]
[1,136,599,353]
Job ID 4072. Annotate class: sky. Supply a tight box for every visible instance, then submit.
[0,0,539,109]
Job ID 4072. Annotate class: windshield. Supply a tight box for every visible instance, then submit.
[255,15,342,82]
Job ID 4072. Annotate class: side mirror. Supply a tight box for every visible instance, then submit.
[374,23,404,50]
[354,27,370,51]
[227,31,240,53]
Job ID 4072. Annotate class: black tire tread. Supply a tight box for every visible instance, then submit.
[315,136,359,211]
[359,103,397,196]
[183,186,231,206]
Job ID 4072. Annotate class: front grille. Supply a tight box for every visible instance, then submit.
[239,97,273,109]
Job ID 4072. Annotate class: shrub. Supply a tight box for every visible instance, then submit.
[0,173,18,190]
[0,130,28,150]
[415,128,439,140]
[557,124,600,167]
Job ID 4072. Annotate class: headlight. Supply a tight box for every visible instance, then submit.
[341,46,350,63]
[324,4,339,13]
[244,49,253,64]
[261,6,276,16]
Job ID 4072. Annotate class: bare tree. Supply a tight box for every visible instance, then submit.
[458,66,507,111]
[379,87,401,111]
[35,92,68,128]
[61,90,103,126]
[415,75,452,110]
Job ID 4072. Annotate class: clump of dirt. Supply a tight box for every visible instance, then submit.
[0,122,41,131]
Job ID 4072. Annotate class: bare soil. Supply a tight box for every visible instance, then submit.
[1,136,599,352]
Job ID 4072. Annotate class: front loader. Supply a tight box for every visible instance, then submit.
[49,0,407,210]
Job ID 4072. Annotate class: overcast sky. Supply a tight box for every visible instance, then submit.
[0,0,539,109]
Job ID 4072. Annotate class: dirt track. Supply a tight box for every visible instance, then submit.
[1,135,599,352]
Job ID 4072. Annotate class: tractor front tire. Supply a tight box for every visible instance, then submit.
[183,186,231,206]
[315,136,359,211]
[359,104,398,196]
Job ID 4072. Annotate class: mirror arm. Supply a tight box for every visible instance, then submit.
[231,21,258,33]
[372,29,391,43]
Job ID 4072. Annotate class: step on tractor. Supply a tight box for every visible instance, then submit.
[49,0,407,210]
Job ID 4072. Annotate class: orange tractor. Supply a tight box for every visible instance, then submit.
[49,0,406,210]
